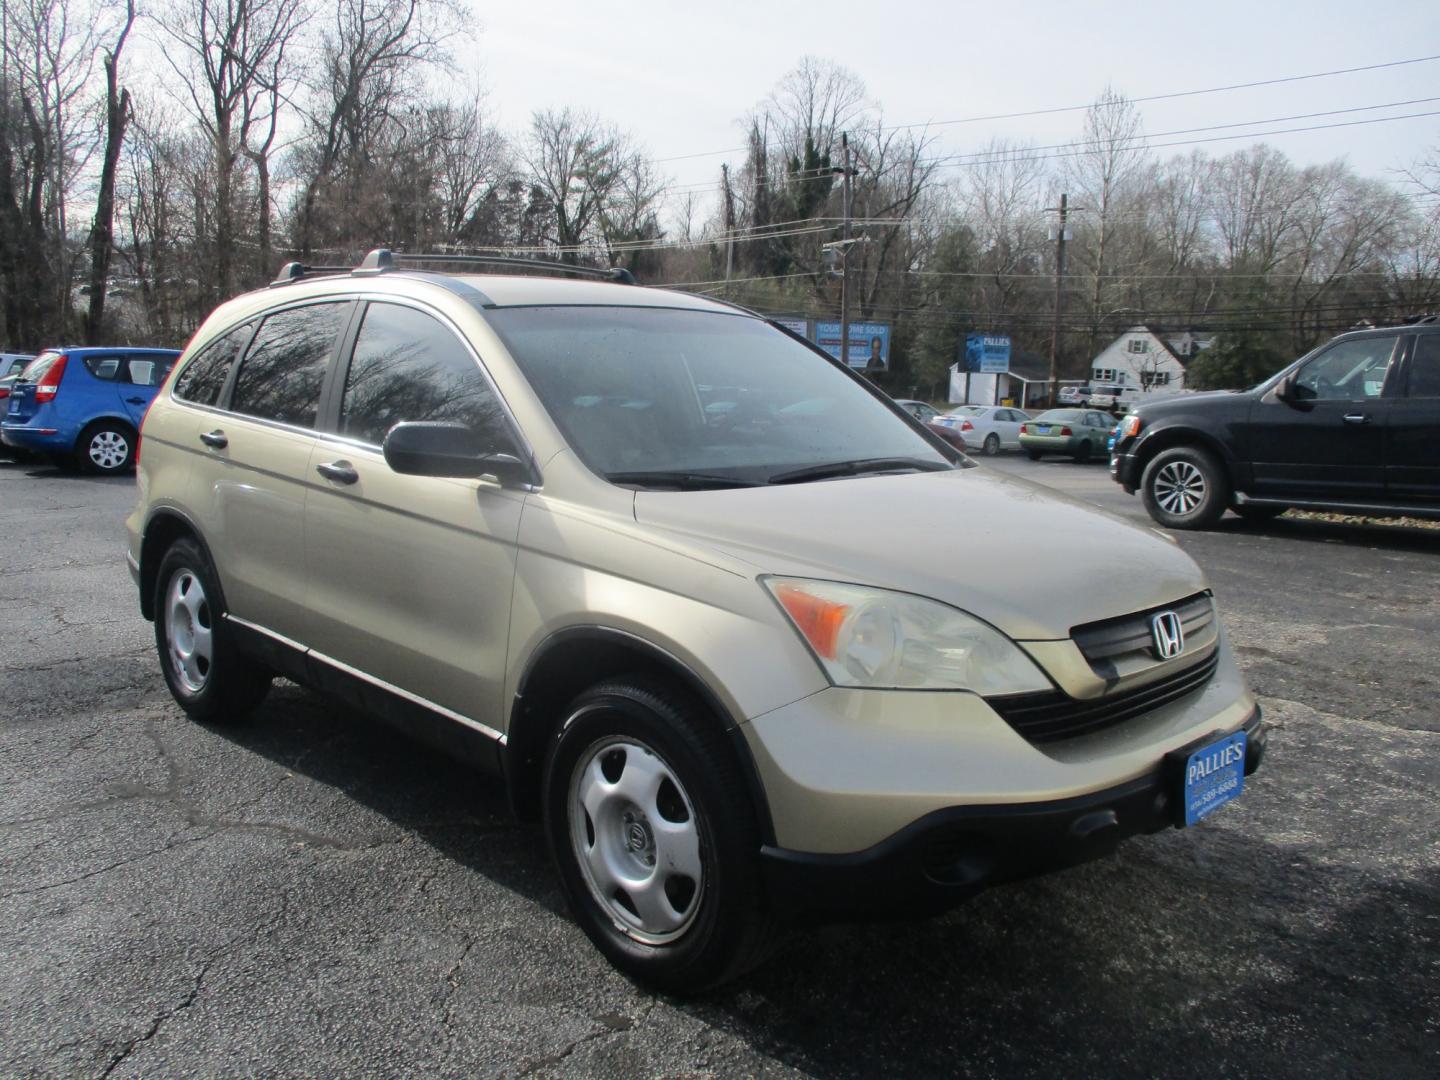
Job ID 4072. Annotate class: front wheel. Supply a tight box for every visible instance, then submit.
[1141,446,1231,529]
[154,538,271,723]
[542,678,777,994]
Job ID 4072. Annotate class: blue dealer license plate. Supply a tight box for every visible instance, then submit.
[1181,731,1247,826]
[1037,425,1051,434]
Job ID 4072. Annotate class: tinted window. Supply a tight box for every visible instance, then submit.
[1408,335,1440,398]
[231,303,345,428]
[487,306,946,481]
[83,355,122,381]
[339,303,505,447]
[125,355,176,387]
[174,324,252,406]
[1295,336,1397,401]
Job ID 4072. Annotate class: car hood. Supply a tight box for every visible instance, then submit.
[634,467,1207,641]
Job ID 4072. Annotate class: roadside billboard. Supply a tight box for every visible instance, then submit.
[965,333,1011,374]
[814,321,891,371]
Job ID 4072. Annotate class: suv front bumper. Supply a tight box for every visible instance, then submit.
[1111,446,1141,491]
[761,706,1264,920]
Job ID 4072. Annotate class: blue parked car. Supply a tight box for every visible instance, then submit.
[2,347,181,473]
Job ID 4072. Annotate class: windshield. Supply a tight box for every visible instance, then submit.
[485,306,950,485]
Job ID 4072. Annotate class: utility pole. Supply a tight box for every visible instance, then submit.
[1046,192,1070,406]
[839,132,853,371]
[721,163,735,296]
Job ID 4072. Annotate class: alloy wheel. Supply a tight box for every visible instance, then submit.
[1154,460,1206,515]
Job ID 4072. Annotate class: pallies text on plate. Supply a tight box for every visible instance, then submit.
[1188,741,1245,785]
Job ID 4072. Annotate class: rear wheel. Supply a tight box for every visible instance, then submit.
[75,420,136,474]
[982,433,1000,456]
[1141,446,1231,529]
[1026,449,1043,461]
[1073,441,1092,464]
[543,677,777,994]
[154,538,270,723]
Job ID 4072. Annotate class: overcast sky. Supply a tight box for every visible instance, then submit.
[464,0,1440,194]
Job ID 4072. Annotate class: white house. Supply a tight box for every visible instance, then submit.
[1090,326,1213,392]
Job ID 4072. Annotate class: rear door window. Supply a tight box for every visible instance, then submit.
[1407,335,1440,398]
[124,355,176,387]
[83,355,123,381]
[174,324,253,406]
[231,303,347,428]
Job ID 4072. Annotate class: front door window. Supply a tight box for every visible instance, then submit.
[1294,337,1398,401]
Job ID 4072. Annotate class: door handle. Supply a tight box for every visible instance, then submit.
[315,460,359,485]
[125,396,146,405]
[199,429,228,448]
[1341,413,1370,425]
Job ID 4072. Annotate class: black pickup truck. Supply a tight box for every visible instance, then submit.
[1111,322,1440,528]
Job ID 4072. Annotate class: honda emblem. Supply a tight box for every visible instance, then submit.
[1151,611,1184,659]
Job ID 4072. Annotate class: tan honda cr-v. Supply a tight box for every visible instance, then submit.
[128,250,1264,992]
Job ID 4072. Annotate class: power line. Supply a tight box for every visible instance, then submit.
[650,54,1440,166]
[923,97,1440,167]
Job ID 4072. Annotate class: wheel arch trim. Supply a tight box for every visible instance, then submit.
[506,624,777,845]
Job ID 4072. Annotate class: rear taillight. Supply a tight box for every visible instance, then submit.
[1059,426,1073,436]
[960,420,974,432]
[1020,424,1028,434]
[34,354,67,403]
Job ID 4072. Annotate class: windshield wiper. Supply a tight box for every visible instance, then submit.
[605,470,765,490]
[767,457,952,485]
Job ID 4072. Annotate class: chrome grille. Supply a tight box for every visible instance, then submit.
[1072,592,1215,679]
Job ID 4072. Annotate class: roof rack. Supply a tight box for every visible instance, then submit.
[270,248,637,286]
[269,261,356,287]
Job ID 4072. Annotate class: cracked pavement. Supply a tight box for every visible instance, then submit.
[2,453,1437,1078]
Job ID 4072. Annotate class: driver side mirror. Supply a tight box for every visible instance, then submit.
[383,421,533,487]
[1274,371,1309,408]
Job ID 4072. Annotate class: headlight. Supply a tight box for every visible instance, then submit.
[763,577,1052,694]
[1121,414,1142,439]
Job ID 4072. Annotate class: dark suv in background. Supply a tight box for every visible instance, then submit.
[1111,322,1440,528]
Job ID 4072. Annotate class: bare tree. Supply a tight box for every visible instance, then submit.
[85,0,136,342]
[158,0,307,296]
[293,0,462,255]
[523,108,627,263]
[1065,88,1148,352]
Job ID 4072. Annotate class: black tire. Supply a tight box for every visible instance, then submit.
[1073,440,1092,464]
[1026,449,1043,461]
[153,537,270,724]
[75,419,136,474]
[1233,504,1286,523]
[982,433,1000,456]
[542,677,778,994]
[1140,446,1231,529]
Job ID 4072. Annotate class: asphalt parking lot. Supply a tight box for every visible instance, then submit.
[2,452,1437,1079]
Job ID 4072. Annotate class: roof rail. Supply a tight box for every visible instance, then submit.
[1401,312,1439,325]
[269,261,355,287]
[352,248,637,285]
